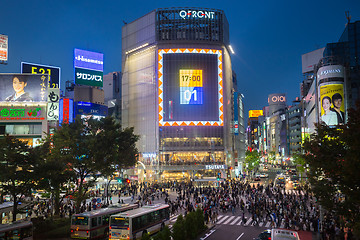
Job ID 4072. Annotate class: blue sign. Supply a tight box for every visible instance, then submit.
[75,101,108,117]
[74,49,103,72]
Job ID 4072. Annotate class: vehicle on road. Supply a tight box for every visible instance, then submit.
[0,221,33,240]
[70,203,138,239]
[255,229,300,240]
[259,173,268,178]
[109,203,170,240]
[274,175,286,187]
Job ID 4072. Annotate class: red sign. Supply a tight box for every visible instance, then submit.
[63,98,70,124]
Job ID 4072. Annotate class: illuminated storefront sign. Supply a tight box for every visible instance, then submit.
[179,10,215,19]
[317,65,344,81]
[0,106,45,120]
[0,34,8,61]
[75,68,103,87]
[21,62,61,88]
[74,48,103,72]
[158,48,223,126]
[47,88,60,121]
[249,110,263,118]
[0,74,47,102]
[319,83,345,126]
[205,165,226,170]
[59,98,73,125]
[268,94,286,105]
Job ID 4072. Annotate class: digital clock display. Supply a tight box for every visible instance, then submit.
[180,69,203,104]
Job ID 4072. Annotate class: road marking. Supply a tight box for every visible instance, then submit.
[230,216,241,225]
[236,220,243,225]
[245,218,252,225]
[265,221,271,227]
[200,229,216,240]
[217,215,229,224]
[236,233,244,240]
[223,216,235,224]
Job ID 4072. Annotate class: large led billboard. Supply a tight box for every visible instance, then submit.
[319,83,345,126]
[0,74,47,102]
[158,48,223,126]
[21,62,61,88]
[249,110,263,118]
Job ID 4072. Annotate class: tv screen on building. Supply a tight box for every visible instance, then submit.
[158,48,223,126]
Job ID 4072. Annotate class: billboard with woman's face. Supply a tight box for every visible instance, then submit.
[0,74,47,102]
[319,84,345,126]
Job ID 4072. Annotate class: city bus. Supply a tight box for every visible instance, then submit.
[70,203,138,239]
[109,203,170,240]
[0,221,33,240]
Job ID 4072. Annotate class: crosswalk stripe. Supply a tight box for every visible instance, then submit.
[245,218,252,225]
[258,221,264,227]
[223,216,235,224]
[236,220,243,225]
[230,217,241,225]
[265,221,271,227]
[217,216,229,224]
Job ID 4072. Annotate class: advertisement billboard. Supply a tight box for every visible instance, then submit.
[317,65,344,82]
[74,49,103,72]
[21,62,61,88]
[0,74,47,102]
[319,83,345,126]
[249,110,263,118]
[75,67,103,87]
[0,105,46,120]
[47,88,60,121]
[75,101,108,117]
[0,34,8,61]
[158,48,223,126]
[59,98,74,125]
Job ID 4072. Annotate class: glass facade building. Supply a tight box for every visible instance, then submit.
[121,8,237,182]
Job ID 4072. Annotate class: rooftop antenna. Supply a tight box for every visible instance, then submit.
[345,11,351,26]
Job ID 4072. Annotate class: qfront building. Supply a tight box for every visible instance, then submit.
[121,8,238,182]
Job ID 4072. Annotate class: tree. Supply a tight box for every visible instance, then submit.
[302,101,360,234]
[0,135,38,222]
[195,207,206,233]
[245,150,260,172]
[50,116,139,212]
[184,212,197,239]
[172,214,185,240]
[33,139,75,216]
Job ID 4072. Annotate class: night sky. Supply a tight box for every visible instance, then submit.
[1,0,359,117]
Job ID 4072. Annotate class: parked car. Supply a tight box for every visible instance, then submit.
[259,173,269,178]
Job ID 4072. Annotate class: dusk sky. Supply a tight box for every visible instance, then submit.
[1,0,359,116]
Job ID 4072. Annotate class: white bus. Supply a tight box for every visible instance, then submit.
[70,203,138,239]
[0,221,33,240]
[109,204,170,240]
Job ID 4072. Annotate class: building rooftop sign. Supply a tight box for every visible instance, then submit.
[179,10,215,19]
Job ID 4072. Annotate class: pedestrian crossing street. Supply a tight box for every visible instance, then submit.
[216,215,283,228]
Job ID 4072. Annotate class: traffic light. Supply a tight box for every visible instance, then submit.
[126,179,130,184]
[117,178,122,184]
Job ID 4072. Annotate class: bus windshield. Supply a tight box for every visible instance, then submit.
[111,216,129,228]
[72,216,89,226]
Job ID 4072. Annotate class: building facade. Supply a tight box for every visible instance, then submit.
[121,8,237,182]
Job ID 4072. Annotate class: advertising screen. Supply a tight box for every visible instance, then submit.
[0,34,8,61]
[59,98,74,125]
[74,49,103,72]
[75,67,103,87]
[21,62,61,88]
[75,101,108,117]
[0,105,46,120]
[249,110,263,118]
[158,48,223,126]
[319,83,345,126]
[0,74,47,102]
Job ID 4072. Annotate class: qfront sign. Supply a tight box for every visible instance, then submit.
[179,10,215,19]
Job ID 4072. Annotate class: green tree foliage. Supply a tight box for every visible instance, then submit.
[153,225,171,240]
[195,207,206,232]
[245,150,260,171]
[0,135,38,222]
[172,214,185,240]
[184,212,197,239]
[49,116,139,212]
[302,101,360,233]
[141,231,151,240]
[33,139,75,216]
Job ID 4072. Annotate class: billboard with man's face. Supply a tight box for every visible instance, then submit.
[0,74,47,102]
[158,48,223,126]
[319,83,345,126]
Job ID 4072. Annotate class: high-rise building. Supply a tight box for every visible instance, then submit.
[286,98,302,156]
[121,8,238,182]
